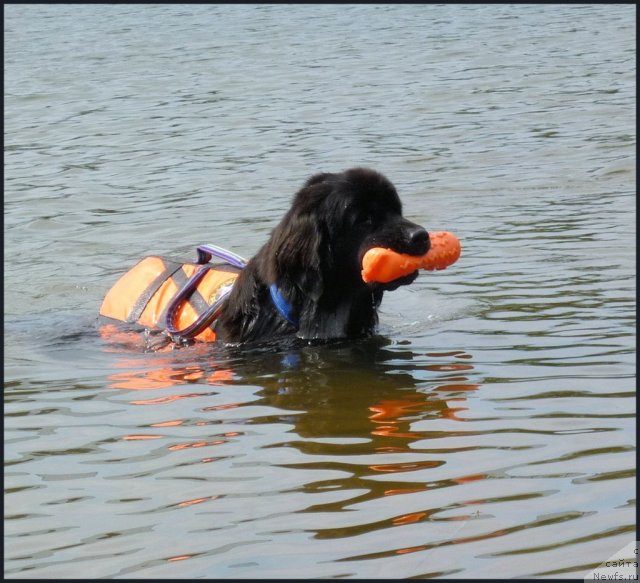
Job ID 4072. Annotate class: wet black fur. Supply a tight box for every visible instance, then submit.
[217,167,429,344]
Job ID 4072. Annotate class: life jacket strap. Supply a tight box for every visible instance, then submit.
[128,263,184,324]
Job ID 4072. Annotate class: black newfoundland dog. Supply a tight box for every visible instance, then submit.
[217,167,429,344]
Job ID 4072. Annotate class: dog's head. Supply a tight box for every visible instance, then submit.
[266,167,429,290]
[255,168,428,340]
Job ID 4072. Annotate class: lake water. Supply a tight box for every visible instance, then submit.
[4,4,636,579]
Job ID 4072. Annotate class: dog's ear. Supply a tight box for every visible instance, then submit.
[261,178,336,303]
[272,211,321,274]
[264,205,325,301]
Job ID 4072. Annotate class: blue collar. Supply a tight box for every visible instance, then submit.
[269,284,299,328]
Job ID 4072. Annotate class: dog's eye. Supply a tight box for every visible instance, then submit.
[355,212,373,227]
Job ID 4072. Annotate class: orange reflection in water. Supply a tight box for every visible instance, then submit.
[366,351,480,482]
[108,364,233,392]
[105,341,244,446]
[150,420,184,428]
[396,545,427,555]
[368,352,479,442]
[102,322,234,393]
[169,439,226,451]
[168,430,241,452]
[392,511,428,526]
[175,495,218,508]
[383,487,429,497]
[454,473,485,485]
[369,395,426,422]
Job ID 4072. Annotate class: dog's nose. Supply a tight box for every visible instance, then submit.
[408,226,429,253]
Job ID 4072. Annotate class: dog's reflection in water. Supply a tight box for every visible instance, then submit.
[104,333,478,446]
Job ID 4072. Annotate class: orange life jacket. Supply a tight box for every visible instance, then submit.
[100,252,242,342]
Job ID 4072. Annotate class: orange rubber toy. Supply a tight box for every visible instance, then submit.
[362,231,461,284]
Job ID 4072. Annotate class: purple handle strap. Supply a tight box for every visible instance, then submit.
[197,243,247,269]
[164,244,246,340]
